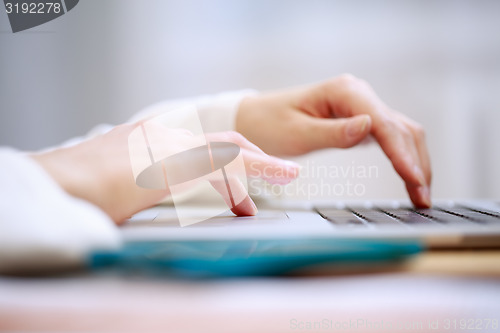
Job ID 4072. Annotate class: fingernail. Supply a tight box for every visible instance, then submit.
[416,186,431,207]
[346,115,369,138]
[413,165,426,187]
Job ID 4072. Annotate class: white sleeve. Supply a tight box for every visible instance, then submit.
[0,148,121,274]
[51,90,257,150]
[128,89,258,132]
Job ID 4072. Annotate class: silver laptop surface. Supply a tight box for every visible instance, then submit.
[122,200,500,248]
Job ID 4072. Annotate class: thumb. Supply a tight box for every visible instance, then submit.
[304,114,372,150]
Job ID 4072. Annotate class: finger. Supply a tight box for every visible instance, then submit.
[406,140,432,208]
[207,131,301,184]
[209,176,257,216]
[371,113,423,185]
[392,113,432,185]
[207,142,301,215]
[372,118,431,207]
[385,113,432,208]
[319,76,427,187]
[297,114,372,151]
[406,183,431,209]
[207,148,300,184]
[242,149,300,184]
[416,139,432,185]
[412,129,432,187]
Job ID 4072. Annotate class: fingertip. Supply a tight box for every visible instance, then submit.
[230,195,258,216]
[419,186,432,208]
[409,185,432,208]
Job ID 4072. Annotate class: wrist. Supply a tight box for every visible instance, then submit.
[30,146,101,208]
[236,94,267,145]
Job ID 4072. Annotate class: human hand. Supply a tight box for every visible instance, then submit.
[31,122,300,224]
[236,74,431,207]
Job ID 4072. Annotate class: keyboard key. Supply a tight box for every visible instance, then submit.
[314,205,500,230]
[314,208,367,227]
[348,208,407,227]
[376,208,439,226]
[412,208,481,227]
[457,206,500,222]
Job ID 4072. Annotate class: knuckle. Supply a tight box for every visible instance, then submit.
[412,123,426,139]
[399,125,413,139]
[331,73,358,91]
[337,73,358,84]
[325,74,356,90]
[383,118,412,140]
[379,116,398,132]
[328,73,372,96]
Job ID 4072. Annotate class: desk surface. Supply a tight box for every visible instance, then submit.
[1,250,499,333]
[406,249,500,276]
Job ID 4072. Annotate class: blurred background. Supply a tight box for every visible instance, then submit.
[1,0,499,201]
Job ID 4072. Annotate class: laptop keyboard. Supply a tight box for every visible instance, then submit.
[314,205,500,229]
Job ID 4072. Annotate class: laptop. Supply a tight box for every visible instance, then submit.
[119,107,500,250]
[84,199,499,277]
[121,199,500,248]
